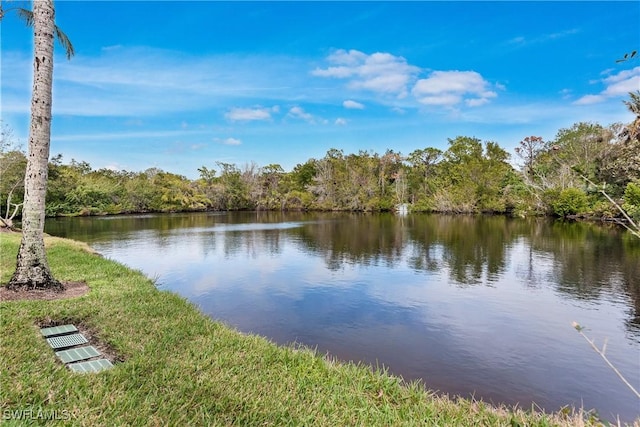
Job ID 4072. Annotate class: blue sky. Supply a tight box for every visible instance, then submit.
[2,1,639,178]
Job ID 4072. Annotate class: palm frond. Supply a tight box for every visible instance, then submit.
[617,50,640,63]
[624,91,640,116]
[14,7,74,60]
[15,7,34,26]
[55,25,75,59]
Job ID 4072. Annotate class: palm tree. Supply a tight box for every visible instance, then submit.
[7,0,73,290]
[621,91,640,143]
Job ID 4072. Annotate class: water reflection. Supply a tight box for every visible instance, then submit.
[45,212,640,422]
[291,213,407,270]
[404,215,517,285]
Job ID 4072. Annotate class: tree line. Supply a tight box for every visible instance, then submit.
[2,116,639,225]
[3,0,636,293]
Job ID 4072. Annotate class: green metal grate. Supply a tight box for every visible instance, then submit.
[55,346,101,364]
[68,359,113,373]
[39,323,115,373]
[40,325,78,337]
[46,333,88,349]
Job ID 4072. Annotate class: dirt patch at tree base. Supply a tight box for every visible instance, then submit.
[0,281,90,302]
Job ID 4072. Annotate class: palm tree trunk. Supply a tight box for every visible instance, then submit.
[8,0,62,290]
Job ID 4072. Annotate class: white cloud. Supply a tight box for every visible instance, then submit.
[51,129,210,142]
[223,138,242,146]
[573,94,604,106]
[4,47,313,118]
[324,49,368,66]
[335,118,348,126]
[213,137,242,145]
[166,141,209,155]
[414,94,461,106]
[546,28,580,40]
[225,107,273,122]
[465,97,491,107]
[507,36,526,45]
[343,100,365,109]
[287,106,316,123]
[312,49,420,98]
[412,70,497,107]
[574,66,640,105]
[602,68,640,96]
[101,45,123,52]
[559,88,572,100]
[504,29,579,48]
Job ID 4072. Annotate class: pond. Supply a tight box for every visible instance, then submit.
[45,212,640,422]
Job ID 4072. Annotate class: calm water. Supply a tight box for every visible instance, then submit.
[45,212,640,422]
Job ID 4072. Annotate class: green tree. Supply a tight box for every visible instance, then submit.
[432,137,515,214]
[216,162,251,210]
[256,164,285,210]
[621,91,640,143]
[514,136,545,181]
[290,160,317,191]
[197,166,216,185]
[45,157,89,215]
[433,136,484,213]
[123,170,160,212]
[153,171,210,212]
[595,124,640,197]
[308,149,342,209]
[346,151,381,210]
[477,141,513,212]
[594,92,640,196]
[548,122,611,189]
[622,180,640,224]
[406,147,441,208]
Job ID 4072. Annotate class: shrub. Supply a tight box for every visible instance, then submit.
[551,188,589,217]
[411,198,434,213]
[622,181,640,223]
[590,200,618,219]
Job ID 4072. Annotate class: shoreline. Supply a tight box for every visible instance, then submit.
[1,232,635,426]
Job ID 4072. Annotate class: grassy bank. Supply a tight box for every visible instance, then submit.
[0,233,610,426]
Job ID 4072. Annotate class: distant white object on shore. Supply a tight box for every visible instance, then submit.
[395,203,409,215]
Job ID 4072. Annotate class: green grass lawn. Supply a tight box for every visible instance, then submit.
[0,233,609,426]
